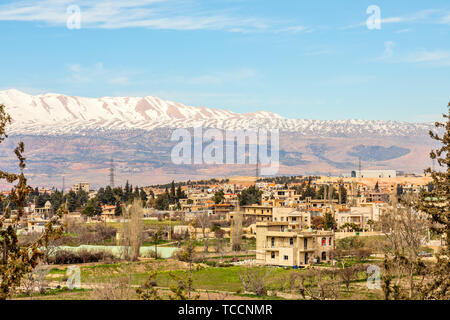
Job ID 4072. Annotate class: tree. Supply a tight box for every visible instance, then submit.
[136,271,161,300]
[239,267,272,296]
[302,184,316,200]
[153,192,170,210]
[295,268,340,300]
[213,189,225,204]
[338,265,358,291]
[65,190,77,212]
[170,181,176,203]
[311,216,325,230]
[414,102,450,299]
[324,212,336,230]
[119,199,144,261]
[176,186,186,200]
[238,185,262,206]
[82,198,102,217]
[231,211,243,251]
[195,212,211,253]
[124,180,131,202]
[379,192,429,299]
[114,201,122,216]
[0,104,63,299]
[152,228,163,259]
[140,188,148,202]
[339,185,347,204]
[170,238,199,300]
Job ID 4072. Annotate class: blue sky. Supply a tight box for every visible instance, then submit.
[0,0,449,122]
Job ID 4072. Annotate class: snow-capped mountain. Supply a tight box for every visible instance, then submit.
[0,89,434,136]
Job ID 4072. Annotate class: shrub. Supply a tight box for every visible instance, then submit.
[48,249,117,264]
[353,248,372,260]
[141,250,162,259]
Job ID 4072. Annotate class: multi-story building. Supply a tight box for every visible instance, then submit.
[72,182,90,193]
[256,222,334,267]
[228,205,273,222]
[335,206,375,230]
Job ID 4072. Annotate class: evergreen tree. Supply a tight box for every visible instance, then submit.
[124,180,131,202]
[104,186,115,205]
[170,181,176,202]
[66,190,77,212]
[339,185,347,204]
[238,185,262,206]
[176,186,186,200]
[415,102,450,299]
[114,201,122,216]
[213,190,225,204]
[133,186,140,199]
[140,188,148,202]
[324,212,336,231]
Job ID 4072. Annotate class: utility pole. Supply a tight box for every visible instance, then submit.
[109,158,115,188]
[358,156,362,174]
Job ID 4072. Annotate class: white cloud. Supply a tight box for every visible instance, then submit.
[66,62,133,85]
[441,13,450,24]
[343,8,449,30]
[403,50,450,65]
[395,28,411,33]
[0,0,309,33]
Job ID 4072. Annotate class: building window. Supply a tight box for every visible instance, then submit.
[284,255,289,261]
[292,217,297,221]
[322,238,326,246]
[290,238,294,246]
[321,252,327,261]
[271,237,275,247]
[271,252,275,259]
[304,238,308,249]
[329,238,332,246]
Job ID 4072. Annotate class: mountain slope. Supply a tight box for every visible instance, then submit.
[0,89,434,136]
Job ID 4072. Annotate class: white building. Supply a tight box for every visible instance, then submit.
[72,182,91,193]
[352,170,397,178]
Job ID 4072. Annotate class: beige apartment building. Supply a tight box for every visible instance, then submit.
[256,222,334,267]
[72,182,90,193]
[228,205,273,222]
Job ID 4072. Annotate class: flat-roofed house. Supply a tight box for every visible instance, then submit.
[256,222,334,267]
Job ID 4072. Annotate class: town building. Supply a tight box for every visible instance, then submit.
[256,222,334,267]
[72,182,91,193]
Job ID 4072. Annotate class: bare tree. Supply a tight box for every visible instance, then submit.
[120,199,144,261]
[379,192,429,299]
[338,265,358,291]
[239,267,272,296]
[296,268,340,300]
[231,211,243,252]
[195,212,211,253]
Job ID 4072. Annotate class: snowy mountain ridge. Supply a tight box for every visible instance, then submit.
[0,89,434,136]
